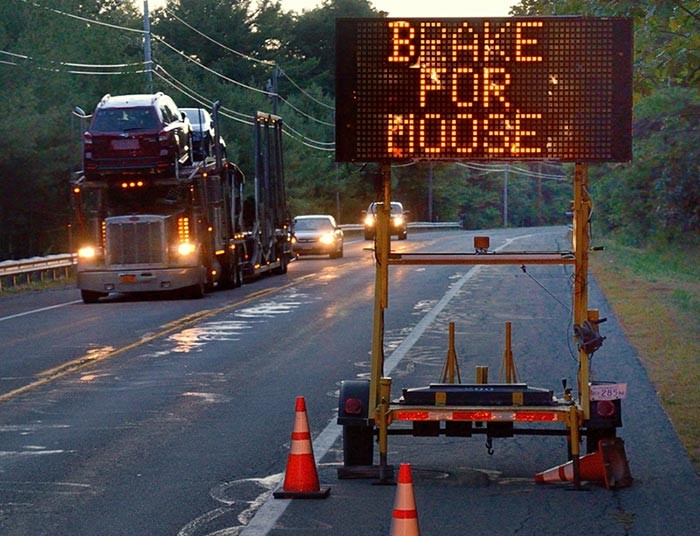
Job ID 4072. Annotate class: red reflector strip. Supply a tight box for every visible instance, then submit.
[513,411,559,422]
[291,432,311,440]
[452,411,494,421]
[394,410,560,422]
[395,411,431,420]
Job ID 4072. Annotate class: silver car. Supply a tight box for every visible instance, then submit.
[292,215,344,259]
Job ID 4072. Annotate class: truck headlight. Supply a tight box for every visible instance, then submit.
[78,246,97,259]
[177,242,196,256]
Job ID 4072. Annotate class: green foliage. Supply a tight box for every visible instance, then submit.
[0,0,696,259]
[513,0,700,246]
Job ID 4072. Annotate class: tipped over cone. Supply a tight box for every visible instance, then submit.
[274,396,330,499]
[535,438,633,489]
[389,463,420,536]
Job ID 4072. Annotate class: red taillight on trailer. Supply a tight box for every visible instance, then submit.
[595,400,616,418]
[344,398,363,415]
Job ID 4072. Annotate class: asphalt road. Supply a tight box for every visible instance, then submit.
[1,227,698,535]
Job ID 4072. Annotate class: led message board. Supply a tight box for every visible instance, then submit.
[335,18,633,162]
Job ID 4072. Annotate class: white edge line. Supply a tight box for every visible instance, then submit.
[0,300,82,323]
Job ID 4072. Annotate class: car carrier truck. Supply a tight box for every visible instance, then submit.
[72,107,292,303]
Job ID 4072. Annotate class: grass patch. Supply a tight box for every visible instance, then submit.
[589,237,700,472]
[0,274,76,296]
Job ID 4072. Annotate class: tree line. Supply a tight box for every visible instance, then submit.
[0,0,696,260]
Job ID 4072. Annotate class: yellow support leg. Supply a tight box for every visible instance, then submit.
[377,377,393,483]
[441,322,461,384]
[500,321,518,383]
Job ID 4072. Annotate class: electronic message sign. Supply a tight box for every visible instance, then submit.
[335,18,633,162]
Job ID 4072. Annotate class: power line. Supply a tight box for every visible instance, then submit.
[13,0,336,151]
[152,30,334,126]
[277,94,335,126]
[507,165,568,181]
[164,7,335,113]
[163,9,273,66]
[18,0,146,34]
[152,71,254,126]
[151,36,335,146]
[456,162,567,181]
[0,49,148,75]
[152,34,273,96]
[154,65,254,121]
[283,122,335,148]
[0,50,146,69]
[153,64,332,149]
[280,71,335,111]
[152,66,255,125]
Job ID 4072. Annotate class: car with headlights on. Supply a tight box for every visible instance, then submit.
[363,201,408,240]
[292,215,344,259]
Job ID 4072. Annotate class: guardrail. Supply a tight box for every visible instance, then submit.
[0,223,461,291]
[0,254,77,291]
[340,221,461,232]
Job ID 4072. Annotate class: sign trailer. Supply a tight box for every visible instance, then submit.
[335,17,634,488]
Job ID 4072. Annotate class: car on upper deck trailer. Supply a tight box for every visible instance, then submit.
[83,92,192,179]
[181,107,218,161]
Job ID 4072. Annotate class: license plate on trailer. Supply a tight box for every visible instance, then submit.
[111,139,139,150]
[590,383,627,401]
[119,274,137,283]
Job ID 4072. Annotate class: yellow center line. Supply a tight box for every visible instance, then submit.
[0,274,318,404]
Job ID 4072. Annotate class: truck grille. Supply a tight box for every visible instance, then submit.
[106,217,166,265]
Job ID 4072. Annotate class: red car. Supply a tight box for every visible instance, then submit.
[83,93,192,178]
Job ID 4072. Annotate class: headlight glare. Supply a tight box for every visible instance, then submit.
[319,233,335,245]
[177,242,196,256]
[78,246,96,259]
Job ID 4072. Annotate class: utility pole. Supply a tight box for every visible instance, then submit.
[71,106,87,175]
[335,162,341,222]
[265,64,281,114]
[143,1,153,93]
[272,64,279,115]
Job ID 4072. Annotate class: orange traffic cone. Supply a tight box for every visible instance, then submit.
[273,396,330,499]
[389,463,421,536]
[535,438,633,489]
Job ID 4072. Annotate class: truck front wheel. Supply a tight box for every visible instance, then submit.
[183,276,205,299]
[81,289,106,304]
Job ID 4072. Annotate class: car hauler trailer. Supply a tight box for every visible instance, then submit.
[72,107,292,303]
[334,16,634,488]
